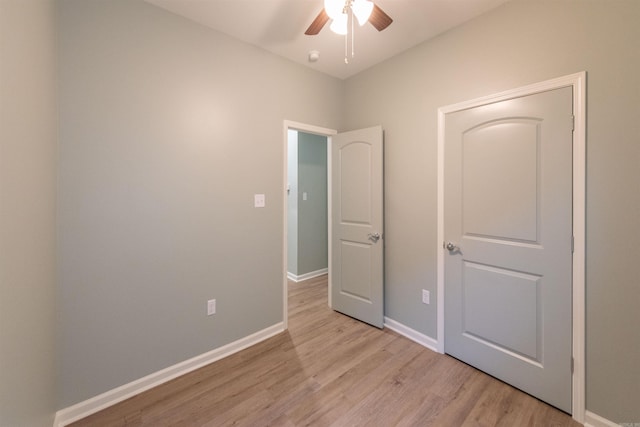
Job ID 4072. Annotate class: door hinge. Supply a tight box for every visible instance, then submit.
[571,115,575,131]
[571,235,575,253]
[571,357,575,374]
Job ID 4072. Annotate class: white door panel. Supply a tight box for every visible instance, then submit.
[462,120,540,242]
[331,126,384,328]
[444,87,573,412]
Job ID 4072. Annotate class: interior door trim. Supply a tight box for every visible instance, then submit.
[282,120,337,331]
[436,72,586,423]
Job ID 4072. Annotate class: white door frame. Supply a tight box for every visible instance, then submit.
[436,72,586,423]
[282,120,337,330]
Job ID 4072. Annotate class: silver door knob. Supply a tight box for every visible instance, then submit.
[368,232,381,243]
[445,242,459,251]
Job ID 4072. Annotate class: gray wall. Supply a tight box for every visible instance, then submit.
[343,0,640,422]
[58,0,343,408]
[0,0,57,426]
[296,132,328,275]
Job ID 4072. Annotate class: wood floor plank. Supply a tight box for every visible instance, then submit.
[71,275,581,427]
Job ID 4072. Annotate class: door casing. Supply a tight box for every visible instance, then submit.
[436,72,586,423]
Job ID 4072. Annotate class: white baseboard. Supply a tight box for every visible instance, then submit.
[53,322,285,427]
[384,317,439,353]
[287,268,328,282]
[584,411,622,427]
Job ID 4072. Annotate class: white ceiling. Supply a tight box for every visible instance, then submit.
[145,0,511,80]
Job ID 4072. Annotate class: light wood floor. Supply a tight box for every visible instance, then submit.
[72,275,581,426]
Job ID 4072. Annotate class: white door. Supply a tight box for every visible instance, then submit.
[331,126,384,328]
[444,87,573,412]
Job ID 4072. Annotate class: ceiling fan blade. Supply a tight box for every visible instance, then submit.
[369,4,393,31]
[305,9,329,35]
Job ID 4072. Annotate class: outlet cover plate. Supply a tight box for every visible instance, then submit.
[254,194,265,208]
[207,299,216,315]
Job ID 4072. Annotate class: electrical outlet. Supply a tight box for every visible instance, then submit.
[207,299,216,315]
[422,289,430,305]
[254,194,265,208]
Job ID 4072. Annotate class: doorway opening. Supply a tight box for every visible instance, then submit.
[287,130,329,282]
[282,121,336,329]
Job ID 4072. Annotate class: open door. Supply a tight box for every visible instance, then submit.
[331,126,384,328]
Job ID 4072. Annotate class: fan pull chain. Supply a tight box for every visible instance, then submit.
[351,7,355,58]
[344,31,348,64]
[344,8,356,64]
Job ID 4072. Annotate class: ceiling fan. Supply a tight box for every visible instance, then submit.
[305,0,393,36]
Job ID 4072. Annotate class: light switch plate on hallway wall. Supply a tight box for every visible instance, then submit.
[422,289,430,305]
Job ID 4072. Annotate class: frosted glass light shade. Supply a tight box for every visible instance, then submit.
[352,0,373,26]
[330,13,348,35]
[324,0,344,20]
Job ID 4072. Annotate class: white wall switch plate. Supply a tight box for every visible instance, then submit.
[207,299,216,315]
[302,192,308,201]
[422,289,430,305]
[254,194,265,208]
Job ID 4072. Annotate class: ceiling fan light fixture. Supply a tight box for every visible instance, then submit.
[352,0,373,26]
[329,13,348,35]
